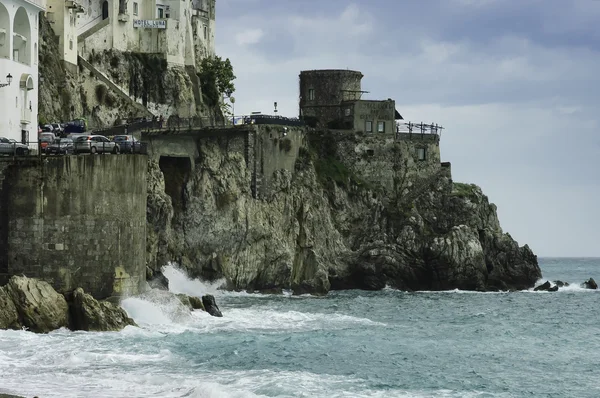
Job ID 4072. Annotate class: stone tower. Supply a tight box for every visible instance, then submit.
[298,69,363,127]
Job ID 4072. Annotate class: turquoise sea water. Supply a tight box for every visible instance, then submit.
[1,258,599,398]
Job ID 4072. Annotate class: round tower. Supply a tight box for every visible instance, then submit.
[299,69,363,126]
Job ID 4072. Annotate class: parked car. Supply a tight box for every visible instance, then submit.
[39,132,55,150]
[40,124,54,133]
[45,138,74,155]
[51,123,64,135]
[64,119,87,134]
[0,137,30,156]
[113,135,142,153]
[74,135,120,154]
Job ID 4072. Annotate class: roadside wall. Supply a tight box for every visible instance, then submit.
[1,155,147,299]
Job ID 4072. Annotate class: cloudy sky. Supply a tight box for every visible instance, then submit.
[215,0,600,257]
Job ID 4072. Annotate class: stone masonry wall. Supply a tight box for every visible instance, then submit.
[2,156,147,299]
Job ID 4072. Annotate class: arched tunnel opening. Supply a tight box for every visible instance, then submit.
[159,156,192,212]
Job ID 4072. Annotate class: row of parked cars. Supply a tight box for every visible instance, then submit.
[41,134,143,155]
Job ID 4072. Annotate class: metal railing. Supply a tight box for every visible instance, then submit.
[396,122,444,135]
[0,140,148,159]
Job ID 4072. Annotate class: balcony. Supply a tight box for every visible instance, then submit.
[66,0,85,13]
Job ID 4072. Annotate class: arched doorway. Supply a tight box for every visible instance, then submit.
[19,74,34,126]
[0,3,10,59]
[102,0,109,20]
[13,7,31,65]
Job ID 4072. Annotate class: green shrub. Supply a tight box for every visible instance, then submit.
[279,138,292,152]
[95,84,108,104]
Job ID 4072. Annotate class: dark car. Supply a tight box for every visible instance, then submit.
[113,135,142,153]
[45,138,74,155]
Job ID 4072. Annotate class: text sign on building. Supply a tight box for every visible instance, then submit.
[133,19,166,29]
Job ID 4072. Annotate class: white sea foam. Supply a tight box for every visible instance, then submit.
[162,263,227,296]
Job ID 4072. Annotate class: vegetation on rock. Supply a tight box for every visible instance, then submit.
[198,56,236,105]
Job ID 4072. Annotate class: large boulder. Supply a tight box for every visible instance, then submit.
[6,276,69,333]
[581,278,598,290]
[202,294,222,317]
[0,286,20,330]
[69,288,137,331]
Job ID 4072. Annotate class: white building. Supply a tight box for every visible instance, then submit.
[77,0,215,66]
[46,0,84,71]
[0,0,46,144]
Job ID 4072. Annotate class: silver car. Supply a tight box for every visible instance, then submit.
[73,135,120,154]
[0,137,30,156]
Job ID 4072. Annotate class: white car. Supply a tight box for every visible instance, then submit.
[0,137,30,156]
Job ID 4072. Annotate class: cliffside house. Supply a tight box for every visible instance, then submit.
[0,0,46,145]
[45,0,84,72]
[72,0,215,66]
[298,69,404,133]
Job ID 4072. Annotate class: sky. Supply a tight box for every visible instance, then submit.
[215,0,600,257]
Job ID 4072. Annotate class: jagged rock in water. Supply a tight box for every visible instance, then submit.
[581,278,597,290]
[534,281,552,292]
[202,295,222,317]
[188,296,205,311]
[68,288,136,331]
[5,276,69,333]
[0,286,20,330]
[147,267,169,291]
[136,289,193,322]
[554,280,569,287]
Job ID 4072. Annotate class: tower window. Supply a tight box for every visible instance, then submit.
[365,121,372,133]
[417,148,427,161]
[308,88,315,101]
[377,121,385,133]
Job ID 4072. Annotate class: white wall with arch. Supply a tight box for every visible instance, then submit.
[0,0,44,144]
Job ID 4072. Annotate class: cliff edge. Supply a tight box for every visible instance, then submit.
[146,128,540,294]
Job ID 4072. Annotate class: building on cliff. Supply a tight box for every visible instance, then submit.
[299,69,404,133]
[45,0,84,71]
[74,0,215,66]
[0,0,46,143]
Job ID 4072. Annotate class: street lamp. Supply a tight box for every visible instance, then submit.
[0,73,13,88]
[230,96,235,125]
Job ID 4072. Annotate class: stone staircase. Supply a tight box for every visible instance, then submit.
[78,55,154,118]
[77,16,110,44]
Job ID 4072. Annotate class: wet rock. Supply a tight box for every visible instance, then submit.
[147,267,169,291]
[188,296,205,311]
[202,294,223,317]
[553,280,569,288]
[69,288,137,331]
[534,281,552,292]
[581,278,597,290]
[0,286,20,330]
[6,276,69,333]
[547,285,559,292]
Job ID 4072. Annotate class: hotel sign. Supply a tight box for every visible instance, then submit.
[133,19,166,29]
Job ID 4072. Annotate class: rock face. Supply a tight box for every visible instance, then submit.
[0,276,135,333]
[69,288,137,331]
[581,278,597,290]
[146,129,541,294]
[5,276,69,333]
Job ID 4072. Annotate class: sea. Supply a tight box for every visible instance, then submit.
[1,258,599,398]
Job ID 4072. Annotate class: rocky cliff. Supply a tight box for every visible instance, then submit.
[146,129,541,294]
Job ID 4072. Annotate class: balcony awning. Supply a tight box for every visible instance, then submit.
[395,109,403,120]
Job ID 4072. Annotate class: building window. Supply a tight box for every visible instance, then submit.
[133,2,138,15]
[377,121,385,133]
[365,121,372,133]
[308,88,315,101]
[157,6,164,18]
[69,40,73,50]
[417,148,427,161]
[344,108,351,117]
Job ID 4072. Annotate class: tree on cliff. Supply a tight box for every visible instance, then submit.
[198,56,236,106]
